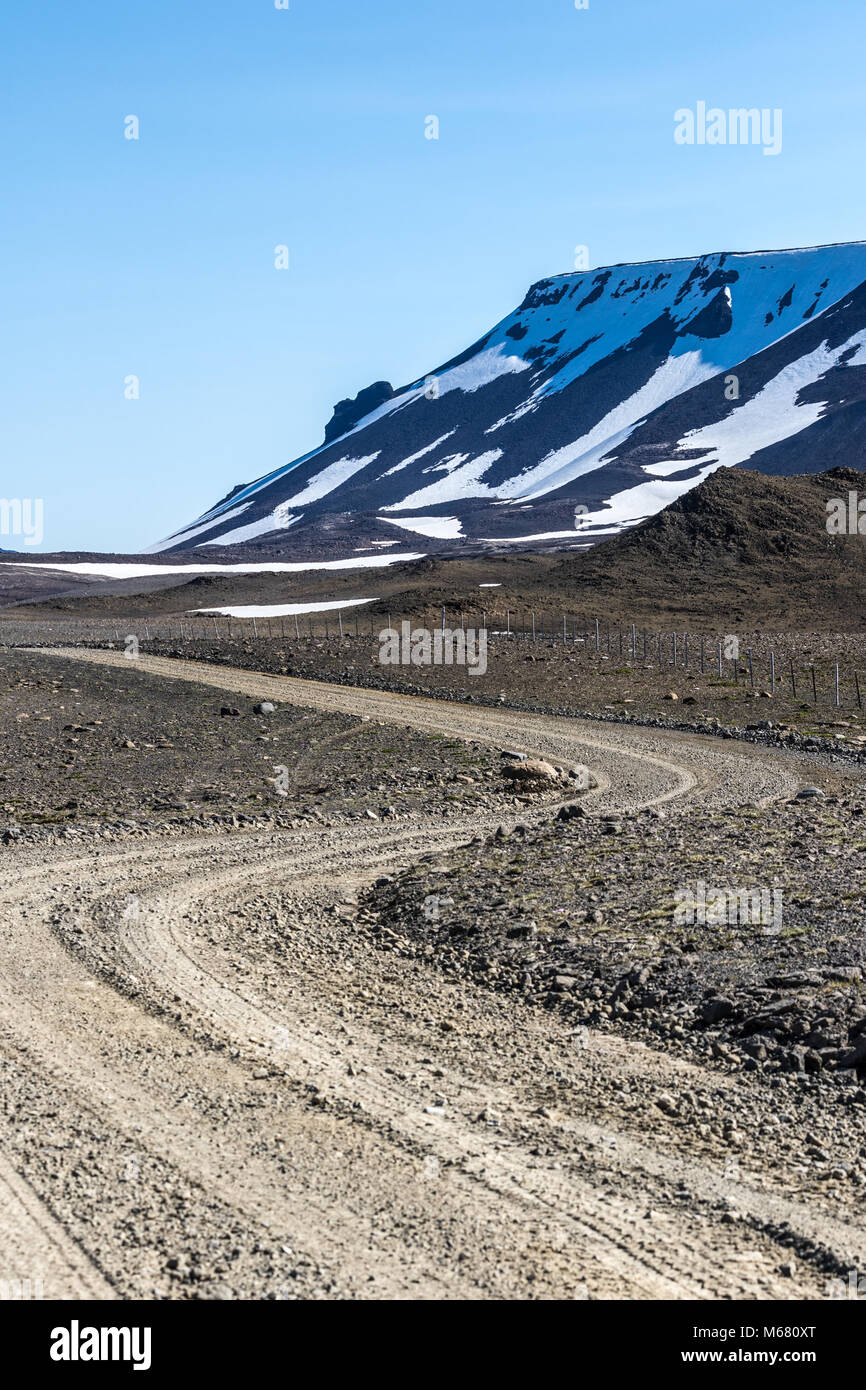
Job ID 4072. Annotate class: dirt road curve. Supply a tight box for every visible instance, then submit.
[0,649,858,1300]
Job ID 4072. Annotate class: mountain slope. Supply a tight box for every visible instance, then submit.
[547,465,866,625]
[152,243,866,556]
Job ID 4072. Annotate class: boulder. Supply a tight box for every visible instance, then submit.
[501,758,561,787]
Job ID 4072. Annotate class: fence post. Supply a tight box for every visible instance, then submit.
[717,642,722,678]
[856,671,862,709]
[770,651,775,695]
[595,618,600,652]
[835,663,840,708]
[810,665,817,703]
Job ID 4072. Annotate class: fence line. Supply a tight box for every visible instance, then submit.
[0,612,864,710]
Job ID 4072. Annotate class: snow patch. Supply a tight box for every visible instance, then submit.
[646,331,866,477]
[379,432,457,477]
[378,515,464,539]
[197,505,299,547]
[145,502,253,553]
[2,553,425,579]
[384,450,504,510]
[195,598,375,619]
[283,453,381,508]
[500,352,717,499]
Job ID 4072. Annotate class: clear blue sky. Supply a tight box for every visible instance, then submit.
[2,0,864,552]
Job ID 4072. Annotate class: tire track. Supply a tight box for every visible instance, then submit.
[0,649,829,1300]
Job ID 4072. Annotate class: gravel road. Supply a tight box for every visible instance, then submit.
[0,648,858,1301]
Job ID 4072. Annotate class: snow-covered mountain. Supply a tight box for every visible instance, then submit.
[152,243,866,555]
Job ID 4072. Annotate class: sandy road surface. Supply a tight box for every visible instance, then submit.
[0,648,857,1300]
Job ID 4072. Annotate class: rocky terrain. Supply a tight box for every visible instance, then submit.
[361,787,866,1096]
[43,627,866,760]
[3,644,866,1303]
[0,651,555,848]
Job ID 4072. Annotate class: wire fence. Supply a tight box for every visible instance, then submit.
[2,609,865,710]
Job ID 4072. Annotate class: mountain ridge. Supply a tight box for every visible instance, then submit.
[150,241,866,556]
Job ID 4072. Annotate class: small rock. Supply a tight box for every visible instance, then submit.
[700,997,735,1025]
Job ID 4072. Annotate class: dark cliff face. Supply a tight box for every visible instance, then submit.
[324,381,395,443]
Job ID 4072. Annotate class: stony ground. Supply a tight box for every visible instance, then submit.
[3,647,866,1302]
[38,630,866,753]
[0,651,557,847]
[361,788,866,1094]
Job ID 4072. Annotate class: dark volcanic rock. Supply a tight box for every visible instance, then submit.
[323,381,394,443]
